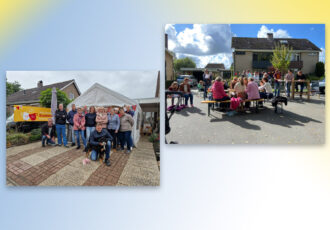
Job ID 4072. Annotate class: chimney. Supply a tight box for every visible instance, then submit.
[165,33,168,49]
[267,33,273,39]
[37,80,43,88]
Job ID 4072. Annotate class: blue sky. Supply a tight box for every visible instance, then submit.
[166,24,325,68]
[230,24,325,48]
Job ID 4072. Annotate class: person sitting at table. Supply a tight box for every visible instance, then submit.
[212,77,230,109]
[243,76,248,86]
[179,77,194,107]
[259,77,273,99]
[222,79,229,90]
[230,77,238,89]
[168,81,180,106]
[284,69,294,97]
[234,77,247,100]
[197,80,204,92]
[295,70,306,99]
[253,71,260,82]
[245,77,260,108]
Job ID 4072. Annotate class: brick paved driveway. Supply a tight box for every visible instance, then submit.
[6,137,160,186]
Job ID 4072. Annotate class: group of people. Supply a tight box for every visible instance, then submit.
[41,103,135,166]
[235,69,307,98]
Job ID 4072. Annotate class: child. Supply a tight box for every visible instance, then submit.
[197,80,204,92]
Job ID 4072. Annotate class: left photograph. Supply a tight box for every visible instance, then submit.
[6,71,160,186]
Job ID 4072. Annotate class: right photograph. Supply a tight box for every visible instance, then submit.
[165,24,325,144]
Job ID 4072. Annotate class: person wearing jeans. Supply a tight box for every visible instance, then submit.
[259,77,274,100]
[107,108,120,151]
[85,106,96,143]
[296,70,306,99]
[41,118,56,147]
[55,103,68,147]
[67,104,77,146]
[119,108,134,154]
[273,70,281,97]
[89,123,113,166]
[179,77,194,107]
[73,107,87,150]
[284,69,294,97]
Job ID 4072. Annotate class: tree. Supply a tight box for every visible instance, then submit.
[173,57,196,73]
[271,44,292,74]
[39,88,71,108]
[315,62,325,77]
[6,80,22,96]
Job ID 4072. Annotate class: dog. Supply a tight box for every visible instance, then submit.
[85,137,109,164]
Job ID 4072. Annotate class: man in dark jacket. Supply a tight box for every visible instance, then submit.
[41,118,56,147]
[67,104,77,146]
[89,123,113,166]
[295,70,306,99]
[55,103,69,147]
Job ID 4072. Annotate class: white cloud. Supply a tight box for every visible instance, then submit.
[176,53,232,69]
[166,24,233,56]
[257,25,291,38]
[166,24,233,68]
[319,47,325,62]
[6,71,158,99]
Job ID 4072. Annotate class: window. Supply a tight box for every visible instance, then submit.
[279,40,288,44]
[69,93,75,100]
[253,52,272,61]
[291,53,301,61]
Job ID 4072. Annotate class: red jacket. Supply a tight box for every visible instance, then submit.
[211,81,228,99]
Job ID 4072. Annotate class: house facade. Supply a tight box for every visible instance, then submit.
[232,33,321,74]
[6,79,81,115]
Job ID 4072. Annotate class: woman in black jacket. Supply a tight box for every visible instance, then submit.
[85,106,96,143]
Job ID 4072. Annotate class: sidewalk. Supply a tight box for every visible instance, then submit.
[6,136,160,186]
[166,89,325,144]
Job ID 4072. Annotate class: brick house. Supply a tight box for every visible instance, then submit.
[232,33,321,74]
[6,79,81,115]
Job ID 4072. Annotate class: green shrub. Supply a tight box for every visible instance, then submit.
[30,128,41,136]
[7,133,29,146]
[29,128,42,142]
[315,62,325,77]
[29,134,42,142]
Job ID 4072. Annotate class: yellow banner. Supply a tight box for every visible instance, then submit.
[13,105,52,122]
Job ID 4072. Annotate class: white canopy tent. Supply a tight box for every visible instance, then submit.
[67,83,142,146]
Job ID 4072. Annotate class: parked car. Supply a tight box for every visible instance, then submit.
[176,75,198,87]
[319,79,325,94]
[310,79,325,94]
[6,114,16,131]
[6,114,46,133]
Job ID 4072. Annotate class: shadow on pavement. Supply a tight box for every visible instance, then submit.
[288,98,325,105]
[209,107,322,130]
[174,106,206,117]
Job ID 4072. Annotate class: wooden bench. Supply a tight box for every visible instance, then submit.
[201,98,264,116]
